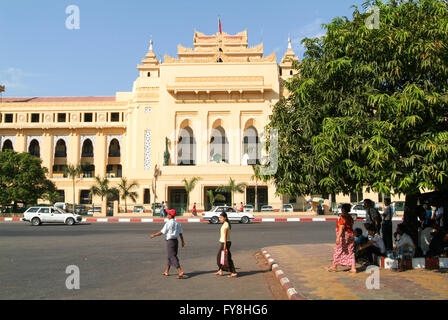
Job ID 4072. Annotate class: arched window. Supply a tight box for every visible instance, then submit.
[108,139,120,157]
[243,126,260,165]
[2,139,13,152]
[210,126,229,163]
[28,139,40,158]
[54,139,67,158]
[81,139,94,157]
[177,126,196,165]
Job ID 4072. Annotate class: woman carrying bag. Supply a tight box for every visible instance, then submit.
[216,212,238,278]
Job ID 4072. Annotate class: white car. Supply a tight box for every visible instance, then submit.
[283,204,294,212]
[243,205,254,213]
[202,206,254,224]
[349,204,384,220]
[260,205,274,212]
[22,206,82,226]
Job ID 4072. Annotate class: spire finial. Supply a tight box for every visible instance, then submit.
[149,36,153,52]
[288,36,292,49]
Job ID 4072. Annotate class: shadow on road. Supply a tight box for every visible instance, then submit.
[185,269,268,279]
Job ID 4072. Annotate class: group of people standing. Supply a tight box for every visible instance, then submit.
[150,209,237,279]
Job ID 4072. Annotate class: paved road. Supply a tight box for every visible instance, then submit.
[0,221,370,300]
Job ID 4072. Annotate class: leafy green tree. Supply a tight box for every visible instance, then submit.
[216,178,248,206]
[266,0,448,236]
[44,191,60,205]
[118,178,139,213]
[182,177,202,211]
[0,151,56,207]
[206,189,226,208]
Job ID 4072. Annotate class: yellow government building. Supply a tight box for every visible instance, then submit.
[0,29,402,215]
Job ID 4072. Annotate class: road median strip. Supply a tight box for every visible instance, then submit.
[1,216,403,223]
[261,249,304,300]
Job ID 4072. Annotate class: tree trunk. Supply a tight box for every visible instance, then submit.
[404,193,420,250]
[187,193,190,214]
[72,178,76,210]
[255,181,258,212]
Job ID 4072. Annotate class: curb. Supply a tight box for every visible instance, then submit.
[378,256,448,270]
[261,248,305,300]
[0,217,403,223]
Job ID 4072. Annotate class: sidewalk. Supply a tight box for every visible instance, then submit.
[262,243,448,300]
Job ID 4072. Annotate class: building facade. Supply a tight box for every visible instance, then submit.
[0,29,403,214]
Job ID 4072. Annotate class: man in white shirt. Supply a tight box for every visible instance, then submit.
[393,223,416,272]
[419,225,433,256]
[358,226,386,265]
[150,209,187,279]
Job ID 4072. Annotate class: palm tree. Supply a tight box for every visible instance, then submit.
[216,177,248,206]
[182,177,201,212]
[89,185,100,212]
[206,189,226,208]
[64,163,84,208]
[92,176,119,216]
[250,164,261,211]
[118,178,139,214]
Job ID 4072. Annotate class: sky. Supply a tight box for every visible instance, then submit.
[1,0,365,97]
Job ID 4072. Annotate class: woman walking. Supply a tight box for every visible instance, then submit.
[327,203,357,273]
[216,212,238,278]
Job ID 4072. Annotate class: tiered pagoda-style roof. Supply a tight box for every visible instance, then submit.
[164,30,276,64]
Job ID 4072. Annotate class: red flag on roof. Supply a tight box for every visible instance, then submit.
[219,17,222,34]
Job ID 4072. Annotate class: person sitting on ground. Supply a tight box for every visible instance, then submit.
[357,226,386,266]
[354,228,368,252]
[393,223,416,272]
[354,228,369,263]
[428,225,448,257]
[419,221,435,257]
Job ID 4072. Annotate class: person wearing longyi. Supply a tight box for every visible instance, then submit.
[216,212,238,278]
[150,209,187,279]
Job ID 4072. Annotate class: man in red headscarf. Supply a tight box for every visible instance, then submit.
[150,209,187,279]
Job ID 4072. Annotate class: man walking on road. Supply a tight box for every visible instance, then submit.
[150,209,187,279]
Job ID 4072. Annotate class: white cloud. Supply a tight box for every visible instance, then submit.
[289,18,327,58]
[0,68,43,95]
